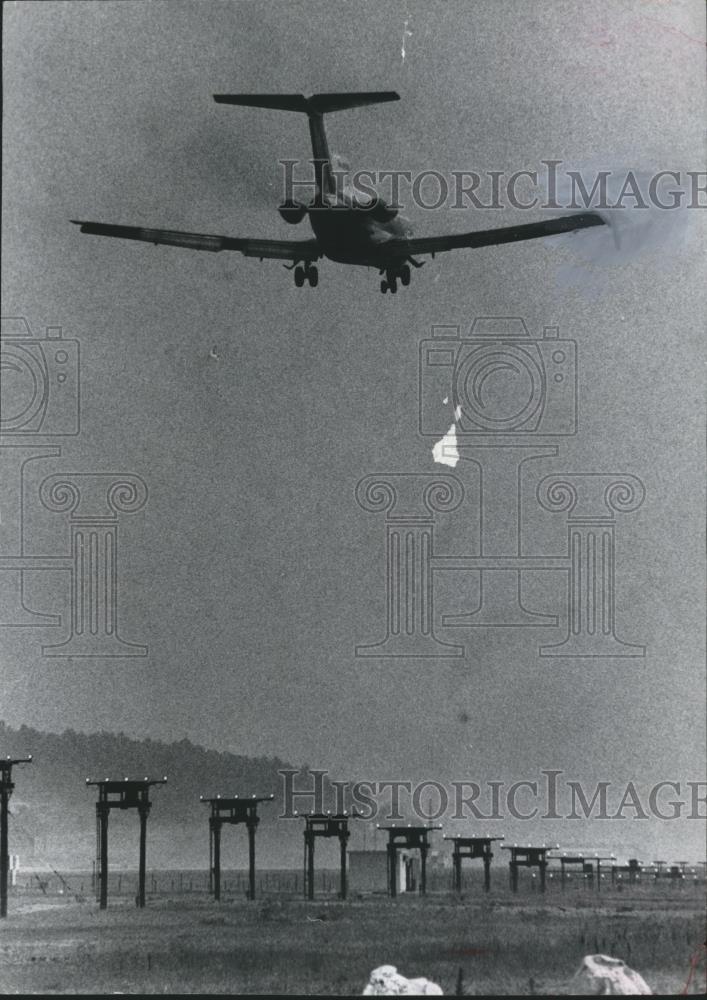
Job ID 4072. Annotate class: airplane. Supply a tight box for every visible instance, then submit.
[72,91,606,294]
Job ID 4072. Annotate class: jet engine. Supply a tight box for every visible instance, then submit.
[278,200,308,224]
[354,194,399,222]
[370,197,399,222]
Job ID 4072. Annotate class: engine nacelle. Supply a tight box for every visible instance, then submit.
[354,193,398,222]
[370,198,398,222]
[278,200,308,224]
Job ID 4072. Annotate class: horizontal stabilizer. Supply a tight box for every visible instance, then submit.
[214,94,309,112]
[308,92,400,114]
[213,91,400,115]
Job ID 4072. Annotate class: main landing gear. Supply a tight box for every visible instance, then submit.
[380,263,411,294]
[293,263,318,287]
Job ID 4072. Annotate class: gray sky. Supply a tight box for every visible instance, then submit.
[2,0,705,859]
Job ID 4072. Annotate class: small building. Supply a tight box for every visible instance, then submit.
[348,849,417,893]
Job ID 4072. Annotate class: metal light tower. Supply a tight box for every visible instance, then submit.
[200,794,274,902]
[444,835,504,893]
[502,843,557,893]
[300,812,352,900]
[589,853,616,893]
[548,851,586,890]
[377,823,443,897]
[652,859,667,881]
[86,776,166,909]
[1,756,32,918]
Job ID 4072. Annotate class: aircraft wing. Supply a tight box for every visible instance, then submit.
[71,221,321,261]
[384,211,605,258]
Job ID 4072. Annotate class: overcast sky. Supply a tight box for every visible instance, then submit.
[2,0,705,859]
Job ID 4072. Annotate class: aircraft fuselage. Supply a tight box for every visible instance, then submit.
[304,198,413,267]
[300,108,414,269]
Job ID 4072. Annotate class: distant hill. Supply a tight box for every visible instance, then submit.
[0,721,317,871]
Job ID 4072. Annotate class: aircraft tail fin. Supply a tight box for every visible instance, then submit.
[213,91,400,200]
[213,92,399,115]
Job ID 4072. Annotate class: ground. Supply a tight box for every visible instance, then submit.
[0,881,704,994]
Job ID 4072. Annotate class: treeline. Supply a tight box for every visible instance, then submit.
[0,721,310,869]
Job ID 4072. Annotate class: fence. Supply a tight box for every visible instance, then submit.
[12,868,341,900]
[10,866,706,901]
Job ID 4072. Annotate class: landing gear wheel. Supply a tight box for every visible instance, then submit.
[389,277,398,294]
[380,280,388,294]
[400,264,411,286]
[294,265,305,287]
[307,265,319,287]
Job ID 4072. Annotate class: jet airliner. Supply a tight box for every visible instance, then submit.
[72,91,605,293]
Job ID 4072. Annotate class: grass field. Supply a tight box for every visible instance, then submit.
[0,883,704,995]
